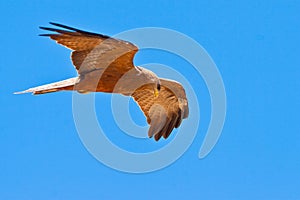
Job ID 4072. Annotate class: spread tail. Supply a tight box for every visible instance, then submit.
[14,77,78,95]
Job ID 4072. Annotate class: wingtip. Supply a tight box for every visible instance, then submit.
[49,22,61,26]
[154,135,161,141]
[39,26,57,32]
[40,21,110,39]
[48,22,79,32]
[39,34,52,37]
[39,26,47,30]
[148,132,161,141]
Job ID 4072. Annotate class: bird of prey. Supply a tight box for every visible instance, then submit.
[15,22,189,141]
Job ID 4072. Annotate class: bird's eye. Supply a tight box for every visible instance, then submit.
[157,83,161,91]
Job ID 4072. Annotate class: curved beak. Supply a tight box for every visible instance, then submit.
[154,88,159,98]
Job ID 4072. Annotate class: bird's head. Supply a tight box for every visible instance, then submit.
[137,67,161,98]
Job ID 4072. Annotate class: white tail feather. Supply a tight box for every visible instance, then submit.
[14,77,78,95]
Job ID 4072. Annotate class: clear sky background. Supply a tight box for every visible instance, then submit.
[1,0,300,199]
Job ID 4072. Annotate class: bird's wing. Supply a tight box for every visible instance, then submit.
[40,22,138,75]
[132,79,189,141]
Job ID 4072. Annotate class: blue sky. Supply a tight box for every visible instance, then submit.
[1,0,300,199]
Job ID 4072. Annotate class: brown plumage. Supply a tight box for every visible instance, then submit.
[15,22,189,141]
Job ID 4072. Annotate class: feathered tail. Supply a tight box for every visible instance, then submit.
[14,77,77,95]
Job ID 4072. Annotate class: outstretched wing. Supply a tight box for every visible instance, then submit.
[40,22,138,76]
[132,79,189,141]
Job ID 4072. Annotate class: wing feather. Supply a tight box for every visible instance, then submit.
[132,79,189,141]
[40,22,138,75]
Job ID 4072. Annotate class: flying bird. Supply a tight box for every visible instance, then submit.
[15,22,189,141]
